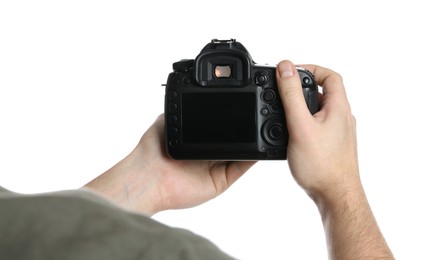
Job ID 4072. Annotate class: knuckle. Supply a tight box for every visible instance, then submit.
[334,72,344,84]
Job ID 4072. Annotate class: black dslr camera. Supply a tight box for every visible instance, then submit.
[165,39,319,160]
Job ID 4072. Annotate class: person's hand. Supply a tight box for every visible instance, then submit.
[276,61,394,259]
[136,116,256,213]
[276,60,359,199]
[85,115,256,216]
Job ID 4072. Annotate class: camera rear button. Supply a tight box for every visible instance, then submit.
[255,72,269,85]
[168,115,178,123]
[168,138,179,147]
[270,103,281,113]
[168,103,178,112]
[302,77,311,85]
[182,76,191,84]
[168,91,178,100]
[263,90,276,103]
[270,125,284,140]
[170,127,178,135]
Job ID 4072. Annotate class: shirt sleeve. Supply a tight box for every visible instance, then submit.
[0,186,236,260]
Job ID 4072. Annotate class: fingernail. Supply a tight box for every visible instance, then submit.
[278,61,294,78]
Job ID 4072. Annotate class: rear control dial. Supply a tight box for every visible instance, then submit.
[261,118,288,147]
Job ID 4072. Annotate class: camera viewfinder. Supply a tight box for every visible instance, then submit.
[214,65,231,78]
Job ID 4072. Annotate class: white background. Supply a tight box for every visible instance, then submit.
[1,1,443,259]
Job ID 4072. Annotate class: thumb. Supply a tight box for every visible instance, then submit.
[276,60,312,132]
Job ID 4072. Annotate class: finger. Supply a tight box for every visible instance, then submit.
[146,114,164,138]
[155,113,165,122]
[210,161,256,194]
[139,114,165,154]
[225,161,256,186]
[297,64,347,103]
[276,60,312,130]
[154,113,165,131]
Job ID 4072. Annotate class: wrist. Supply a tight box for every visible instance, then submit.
[308,174,365,217]
[84,146,163,216]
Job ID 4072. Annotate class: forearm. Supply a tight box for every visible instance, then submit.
[312,178,394,260]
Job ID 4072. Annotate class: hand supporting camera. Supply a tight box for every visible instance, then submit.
[84,116,256,216]
[85,60,393,259]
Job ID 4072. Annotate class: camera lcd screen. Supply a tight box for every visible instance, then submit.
[182,93,256,143]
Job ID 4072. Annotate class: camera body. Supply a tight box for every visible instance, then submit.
[165,39,319,160]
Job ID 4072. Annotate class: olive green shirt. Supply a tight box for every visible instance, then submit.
[0,187,234,260]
